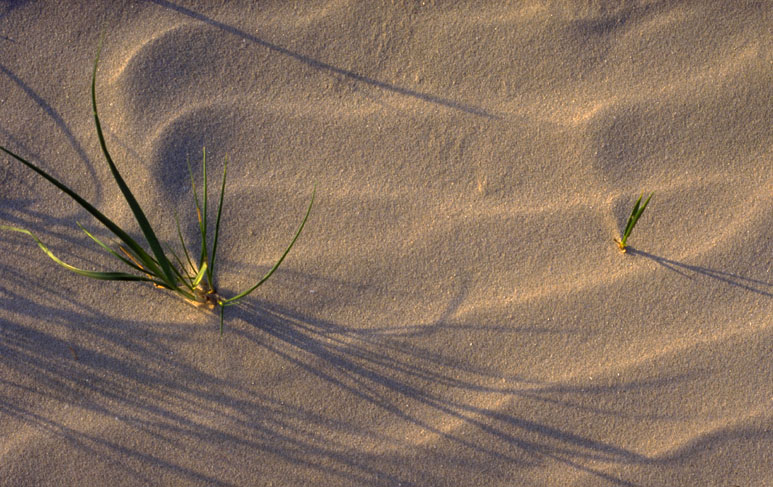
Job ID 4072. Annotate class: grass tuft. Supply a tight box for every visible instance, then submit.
[0,40,314,332]
[615,192,653,253]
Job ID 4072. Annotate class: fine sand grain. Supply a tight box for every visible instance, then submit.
[1,2,771,486]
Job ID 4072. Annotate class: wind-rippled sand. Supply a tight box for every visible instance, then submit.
[1,2,770,486]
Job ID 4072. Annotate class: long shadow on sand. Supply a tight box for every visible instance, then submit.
[0,63,103,204]
[230,298,657,486]
[0,189,694,486]
[627,248,772,297]
[149,0,499,120]
[0,243,696,486]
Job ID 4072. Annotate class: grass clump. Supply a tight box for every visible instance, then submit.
[0,42,314,332]
[615,192,653,253]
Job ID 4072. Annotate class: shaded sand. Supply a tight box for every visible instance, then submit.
[1,2,771,486]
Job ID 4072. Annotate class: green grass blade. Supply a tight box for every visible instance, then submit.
[173,210,196,276]
[631,194,643,217]
[185,152,208,273]
[200,147,208,268]
[1,225,160,283]
[77,222,150,275]
[627,192,653,237]
[166,244,192,279]
[0,145,166,280]
[91,41,176,286]
[80,223,195,293]
[637,192,653,215]
[208,156,227,288]
[163,245,197,291]
[192,261,208,287]
[622,194,644,241]
[221,186,315,306]
[619,192,653,250]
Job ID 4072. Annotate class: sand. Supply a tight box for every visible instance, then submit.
[1,1,771,486]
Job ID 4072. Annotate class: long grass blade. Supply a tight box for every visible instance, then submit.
[200,147,208,268]
[185,152,209,273]
[2,225,161,282]
[173,210,196,276]
[221,187,315,306]
[77,222,149,275]
[0,145,165,280]
[622,194,643,240]
[208,156,227,288]
[618,192,653,251]
[625,192,652,240]
[623,201,639,238]
[91,40,176,286]
[636,192,652,217]
[166,244,192,279]
[163,245,197,291]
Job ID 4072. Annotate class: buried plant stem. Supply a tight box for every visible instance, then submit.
[0,40,314,332]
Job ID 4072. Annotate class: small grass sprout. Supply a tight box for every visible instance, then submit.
[0,42,314,333]
[615,192,653,253]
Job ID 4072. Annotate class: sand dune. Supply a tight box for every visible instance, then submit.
[1,1,770,485]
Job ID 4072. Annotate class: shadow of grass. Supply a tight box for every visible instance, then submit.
[627,248,772,297]
[0,256,662,486]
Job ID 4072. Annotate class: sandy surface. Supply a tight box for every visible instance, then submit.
[1,1,771,486]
